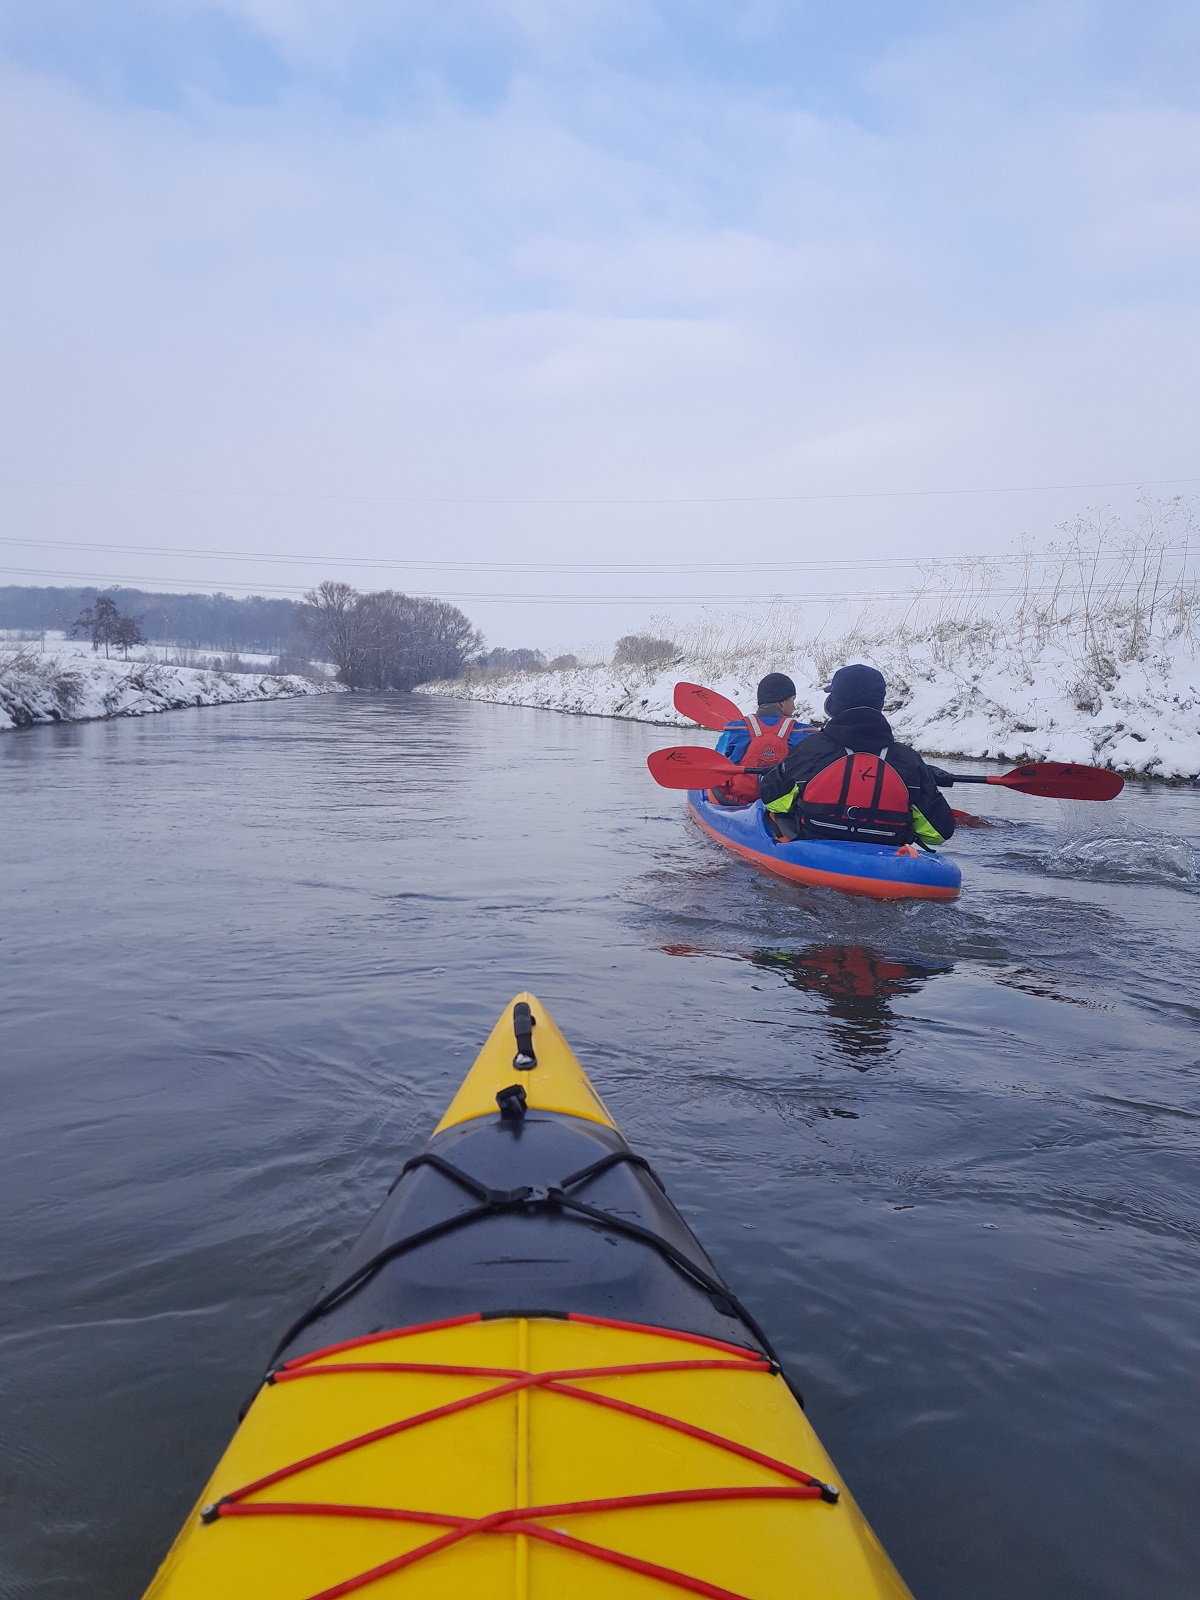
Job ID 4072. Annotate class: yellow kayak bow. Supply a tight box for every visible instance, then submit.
[143,994,912,1600]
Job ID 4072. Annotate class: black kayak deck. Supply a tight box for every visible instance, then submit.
[274,1109,766,1367]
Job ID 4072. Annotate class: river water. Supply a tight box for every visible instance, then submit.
[2,694,1198,1600]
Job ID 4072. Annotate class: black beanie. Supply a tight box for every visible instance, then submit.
[756,672,796,706]
[823,664,886,716]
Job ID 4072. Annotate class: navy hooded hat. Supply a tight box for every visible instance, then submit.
[824,664,886,717]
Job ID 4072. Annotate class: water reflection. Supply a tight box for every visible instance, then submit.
[664,943,952,1064]
[755,946,953,1063]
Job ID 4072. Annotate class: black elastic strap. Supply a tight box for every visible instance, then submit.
[391,1146,655,1206]
[557,1148,666,1194]
[260,1199,495,1380]
[550,1189,789,1382]
[389,1149,491,1200]
[513,1001,537,1069]
[259,1146,799,1404]
[273,1148,658,1365]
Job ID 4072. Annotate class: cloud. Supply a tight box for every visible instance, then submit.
[1,1,1198,645]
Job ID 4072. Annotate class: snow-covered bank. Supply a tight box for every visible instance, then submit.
[0,644,343,731]
[420,637,1200,781]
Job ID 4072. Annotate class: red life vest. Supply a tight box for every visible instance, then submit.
[799,747,913,845]
[739,714,798,771]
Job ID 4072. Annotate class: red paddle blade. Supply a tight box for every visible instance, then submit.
[989,763,1124,801]
[673,681,743,731]
[647,746,741,789]
[951,809,993,828]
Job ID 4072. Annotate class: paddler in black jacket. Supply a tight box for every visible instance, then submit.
[755,664,956,848]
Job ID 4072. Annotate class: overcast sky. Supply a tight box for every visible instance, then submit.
[1,1,1197,650]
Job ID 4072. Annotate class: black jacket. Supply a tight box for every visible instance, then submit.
[758,707,956,843]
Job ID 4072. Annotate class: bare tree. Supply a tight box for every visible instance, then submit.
[303,582,482,689]
[72,594,123,658]
[302,581,370,685]
[399,595,483,686]
[113,611,144,660]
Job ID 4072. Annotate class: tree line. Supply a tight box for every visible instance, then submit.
[1,581,484,687]
[469,634,678,674]
[3,580,681,687]
[0,585,298,653]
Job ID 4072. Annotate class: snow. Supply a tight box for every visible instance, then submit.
[0,637,344,731]
[419,636,1200,781]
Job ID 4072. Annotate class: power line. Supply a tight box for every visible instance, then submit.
[0,562,932,600]
[0,474,1196,507]
[0,534,1191,577]
[0,533,962,573]
[0,562,1186,607]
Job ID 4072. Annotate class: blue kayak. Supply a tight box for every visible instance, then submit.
[688,791,962,901]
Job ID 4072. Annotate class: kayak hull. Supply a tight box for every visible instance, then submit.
[688,792,961,902]
[142,994,914,1600]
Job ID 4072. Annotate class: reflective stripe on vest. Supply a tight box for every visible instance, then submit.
[739,714,797,772]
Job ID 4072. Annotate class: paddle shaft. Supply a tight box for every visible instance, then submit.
[936,765,1123,799]
[648,745,1121,801]
[672,684,1121,800]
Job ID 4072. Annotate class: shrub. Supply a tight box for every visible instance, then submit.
[475,647,547,673]
[270,651,324,679]
[612,634,678,668]
[0,648,85,723]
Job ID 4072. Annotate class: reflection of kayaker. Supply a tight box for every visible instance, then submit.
[751,946,952,1062]
[662,943,952,1060]
[141,995,914,1599]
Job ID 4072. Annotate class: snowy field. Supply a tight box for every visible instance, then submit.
[420,635,1200,781]
[0,634,343,732]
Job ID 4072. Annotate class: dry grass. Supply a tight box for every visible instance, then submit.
[0,647,86,720]
[652,496,1197,699]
